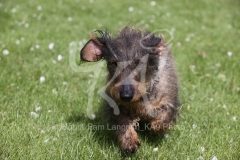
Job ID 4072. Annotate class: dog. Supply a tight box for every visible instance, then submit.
[80,26,180,153]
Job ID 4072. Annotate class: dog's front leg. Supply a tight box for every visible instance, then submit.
[114,115,140,153]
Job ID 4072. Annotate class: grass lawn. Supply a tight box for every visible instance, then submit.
[0,0,240,159]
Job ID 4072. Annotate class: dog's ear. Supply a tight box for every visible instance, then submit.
[141,33,166,55]
[80,34,104,62]
[80,40,102,62]
[150,34,166,56]
[156,35,166,56]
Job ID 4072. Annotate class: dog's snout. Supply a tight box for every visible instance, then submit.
[120,85,134,102]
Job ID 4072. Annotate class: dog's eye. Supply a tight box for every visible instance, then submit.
[147,57,158,70]
[133,59,140,66]
[108,62,117,67]
[135,59,140,64]
[148,55,159,64]
[148,58,155,66]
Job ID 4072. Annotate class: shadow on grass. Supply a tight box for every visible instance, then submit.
[66,112,118,147]
[66,111,166,158]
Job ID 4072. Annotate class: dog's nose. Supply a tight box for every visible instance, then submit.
[120,85,134,102]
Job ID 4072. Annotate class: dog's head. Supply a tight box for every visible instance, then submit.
[80,26,168,103]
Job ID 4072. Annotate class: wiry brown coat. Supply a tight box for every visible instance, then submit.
[81,26,180,153]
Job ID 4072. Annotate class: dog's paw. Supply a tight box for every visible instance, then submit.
[118,129,140,153]
[121,137,141,153]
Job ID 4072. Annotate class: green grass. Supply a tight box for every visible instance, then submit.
[0,0,240,159]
